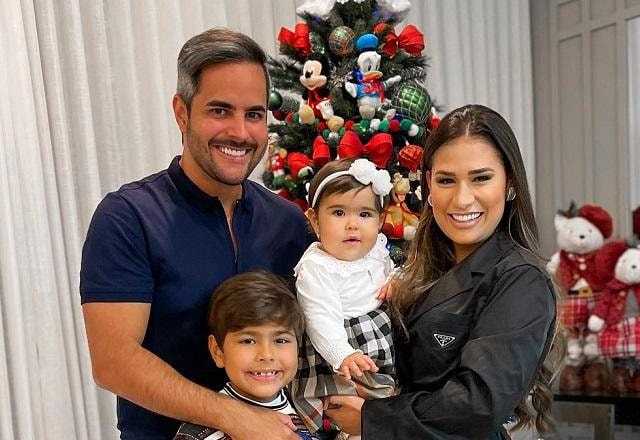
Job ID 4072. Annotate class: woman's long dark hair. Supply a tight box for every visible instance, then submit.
[391,104,565,435]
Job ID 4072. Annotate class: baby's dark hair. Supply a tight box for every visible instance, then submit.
[307,158,385,212]
[207,271,304,345]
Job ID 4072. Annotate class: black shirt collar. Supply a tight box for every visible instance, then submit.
[459,229,516,276]
[167,155,252,213]
[404,230,517,324]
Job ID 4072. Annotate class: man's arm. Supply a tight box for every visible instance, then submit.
[82,302,298,440]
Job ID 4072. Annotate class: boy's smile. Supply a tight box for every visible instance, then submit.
[209,324,298,402]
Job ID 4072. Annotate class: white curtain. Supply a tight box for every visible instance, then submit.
[405,0,535,192]
[0,1,533,438]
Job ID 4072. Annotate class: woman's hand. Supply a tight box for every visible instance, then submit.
[377,280,395,300]
[339,353,378,380]
[324,395,365,435]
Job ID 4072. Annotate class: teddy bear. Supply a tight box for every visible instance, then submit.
[381,172,419,241]
[588,240,640,393]
[546,202,613,390]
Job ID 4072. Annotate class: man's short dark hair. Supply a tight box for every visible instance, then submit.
[176,27,270,111]
[208,271,304,345]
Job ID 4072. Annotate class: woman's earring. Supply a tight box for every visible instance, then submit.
[506,187,516,202]
[427,194,433,207]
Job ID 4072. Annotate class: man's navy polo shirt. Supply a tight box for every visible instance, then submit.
[80,156,311,439]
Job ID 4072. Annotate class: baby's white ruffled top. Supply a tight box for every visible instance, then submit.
[294,233,394,369]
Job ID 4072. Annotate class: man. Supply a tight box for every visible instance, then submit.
[80,28,309,439]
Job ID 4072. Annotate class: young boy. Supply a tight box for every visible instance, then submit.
[174,271,319,440]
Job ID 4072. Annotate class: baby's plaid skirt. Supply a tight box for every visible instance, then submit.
[290,305,396,432]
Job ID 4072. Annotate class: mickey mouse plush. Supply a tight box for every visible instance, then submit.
[299,58,335,124]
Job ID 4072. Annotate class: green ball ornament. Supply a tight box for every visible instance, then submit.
[379,119,390,132]
[328,26,356,56]
[322,129,331,139]
[293,113,300,123]
[400,119,412,131]
[268,90,283,111]
[359,119,371,131]
[389,245,405,265]
[339,127,346,136]
[393,83,433,126]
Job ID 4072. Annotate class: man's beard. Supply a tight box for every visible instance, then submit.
[186,127,263,186]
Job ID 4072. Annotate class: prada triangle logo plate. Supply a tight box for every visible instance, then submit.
[433,333,456,347]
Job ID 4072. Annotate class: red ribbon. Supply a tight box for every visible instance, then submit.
[337,132,393,169]
[287,152,312,178]
[380,25,425,58]
[312,136,331,166]
[398,145,423,172]
[278,23,311,57]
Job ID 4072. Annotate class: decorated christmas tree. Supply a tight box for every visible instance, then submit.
[263,0,439,263]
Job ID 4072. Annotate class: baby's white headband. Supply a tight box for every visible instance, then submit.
[310,159,393,208]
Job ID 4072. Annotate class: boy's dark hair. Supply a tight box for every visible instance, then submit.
[208,271,304,345]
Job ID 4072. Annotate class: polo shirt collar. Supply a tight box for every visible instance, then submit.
[167,155,253,213]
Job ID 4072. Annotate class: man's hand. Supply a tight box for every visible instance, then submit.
[339,353,378,380]
[324,395,364,435]
[225,400,298,440]
[84,302,295,435]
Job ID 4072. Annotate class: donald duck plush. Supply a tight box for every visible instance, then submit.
[344,34,401,120]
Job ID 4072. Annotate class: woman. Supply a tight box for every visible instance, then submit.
[325,104,564,439]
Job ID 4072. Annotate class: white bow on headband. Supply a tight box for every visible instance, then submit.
[311,159,393,208]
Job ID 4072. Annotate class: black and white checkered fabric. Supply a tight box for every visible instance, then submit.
[290,305,396,432]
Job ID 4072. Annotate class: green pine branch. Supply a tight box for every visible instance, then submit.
[268,57,304,93]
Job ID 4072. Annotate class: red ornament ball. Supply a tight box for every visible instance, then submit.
[344,120,354,131]
[286,112,294,123]
[389,119,401,132]
[317,122,327,133]
[272,109,287,121]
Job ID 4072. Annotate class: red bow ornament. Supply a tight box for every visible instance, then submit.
[377,24,425,58]
[337,131,393,169]
[278,23,311,57]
